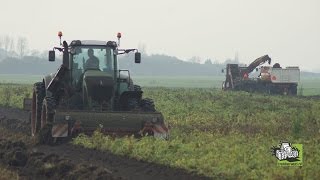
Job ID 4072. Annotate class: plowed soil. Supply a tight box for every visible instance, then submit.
[0,107,210,180]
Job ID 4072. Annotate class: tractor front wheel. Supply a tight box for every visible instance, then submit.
[31,82,45,137]
[38,96,56,144]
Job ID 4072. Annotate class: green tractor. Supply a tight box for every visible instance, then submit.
[29,32,168,143]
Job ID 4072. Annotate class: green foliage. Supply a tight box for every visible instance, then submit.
[74,88,320,179]
[0,81,319,178]
[0,83,32,108]
[1,74,319,95]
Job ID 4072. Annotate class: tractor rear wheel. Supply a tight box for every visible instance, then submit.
[128,98,139,110]
[38,96,56,144]
[31,82,45,137]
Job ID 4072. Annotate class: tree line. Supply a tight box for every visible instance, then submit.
[0,35,31,59]
[0,35,239,76]
[0,35,318,77]
[0,51,234,76]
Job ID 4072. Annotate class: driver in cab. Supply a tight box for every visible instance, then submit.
[85,48,99,70]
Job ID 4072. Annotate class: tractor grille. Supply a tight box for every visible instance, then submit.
[84,76,114,103]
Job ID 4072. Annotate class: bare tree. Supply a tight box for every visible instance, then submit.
[0,35,3,49]
[9,37,15,55]
[40,50,48,59]
[138,43,147,55]
[3,35,11,53]
[213,60,220,65]
[204,59,212,65]
[16,36,28,58]
[30,49,40,57]
[4,37,17,58]
[189,56,201,64]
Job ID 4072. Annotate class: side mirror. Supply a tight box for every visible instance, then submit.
[135,52,141,63]
[221,69,224,73]
[49,50,55,62]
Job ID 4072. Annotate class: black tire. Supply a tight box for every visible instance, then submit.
[140,98,156,112]
[134,85,142,91]
[128,85,142,110]
[128,98,139,111]
[31,82,45,137]
[38,96,56,145]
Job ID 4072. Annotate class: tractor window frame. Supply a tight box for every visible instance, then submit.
[70,45,115,87]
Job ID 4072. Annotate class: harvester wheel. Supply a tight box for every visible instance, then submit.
[289,85,297,95]
[140,98,156,112]
[31,82,45,137]
[38,96,56,144]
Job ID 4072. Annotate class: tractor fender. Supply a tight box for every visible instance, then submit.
[119,73,130,80]
[119,73,134,91]
[43,73,56,90]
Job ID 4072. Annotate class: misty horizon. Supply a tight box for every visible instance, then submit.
[1,0,319,72]
[0,38,319,74]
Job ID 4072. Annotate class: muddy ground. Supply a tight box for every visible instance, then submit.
[0,107,210,180]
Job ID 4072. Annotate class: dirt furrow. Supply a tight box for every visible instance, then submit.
[0,107,210,180]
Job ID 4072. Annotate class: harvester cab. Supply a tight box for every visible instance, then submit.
[28,32,169,144]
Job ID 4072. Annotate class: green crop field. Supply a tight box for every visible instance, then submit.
[134,76,224,88]
[72,88,320,179]
[1,74,320,95]
[1,82,319,179]
[0,74,43,84]
[299,77,320,96]
[0,83,31,108]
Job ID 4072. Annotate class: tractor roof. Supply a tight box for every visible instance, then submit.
[70,40,117,47]
[79,40,107,45]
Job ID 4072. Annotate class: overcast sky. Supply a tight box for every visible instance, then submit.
[1,0,319,71]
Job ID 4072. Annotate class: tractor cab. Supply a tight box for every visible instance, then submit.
[68,41,117,108]
[69,41,116,86]
[46,33,141,111]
